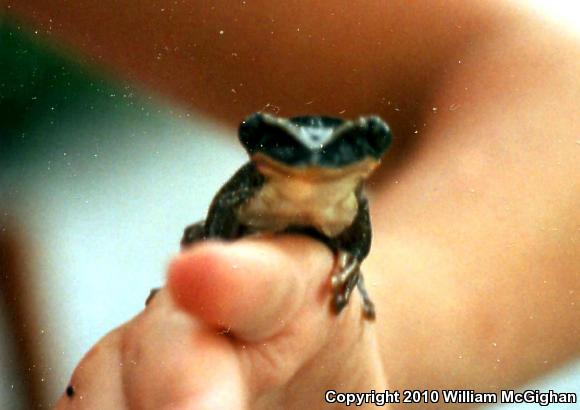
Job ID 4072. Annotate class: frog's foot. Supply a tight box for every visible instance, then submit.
[331,251,360,313]
[331,251,376,320]
[331,251,358,289]
[181,220,206,248]
[356,274,376,320]
[145,287,160,306]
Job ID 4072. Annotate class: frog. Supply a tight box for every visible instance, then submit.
[178,112,392,320]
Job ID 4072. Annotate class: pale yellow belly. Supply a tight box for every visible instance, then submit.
[236,179,359,237]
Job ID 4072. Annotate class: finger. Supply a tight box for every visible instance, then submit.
[56,291,248,410]
[167,235,334,341]
[121,290,247,410]
[53,328,126,409]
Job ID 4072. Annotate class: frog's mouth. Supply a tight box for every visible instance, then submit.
[252,152,379,182]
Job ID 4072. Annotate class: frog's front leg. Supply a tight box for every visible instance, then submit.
[331,251,359,289]
[330,253,375,320]
[330,193,376,320]
[181,220,206,248]
[144,221,207,306]
[331,251,361,313]
[203,162,265,240]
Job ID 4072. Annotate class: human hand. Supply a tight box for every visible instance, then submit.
[54,236,387,409]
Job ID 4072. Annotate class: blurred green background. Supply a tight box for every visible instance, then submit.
[1,17,130,160]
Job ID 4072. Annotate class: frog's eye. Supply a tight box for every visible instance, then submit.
[319,116,391,166]
[363,116,392,158]
[239,112,266,152]
[239,112,309,164]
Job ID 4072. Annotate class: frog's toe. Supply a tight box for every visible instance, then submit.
[361,300,376,320]
[356,274,376,321]
[145,287,160,306]
[333,293,347,313]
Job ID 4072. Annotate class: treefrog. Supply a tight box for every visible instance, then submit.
[180,113,392,319]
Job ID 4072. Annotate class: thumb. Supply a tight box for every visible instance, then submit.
[167,235,335,341]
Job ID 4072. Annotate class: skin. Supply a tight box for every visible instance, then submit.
[5,0,579,408]
[55,237,387,409]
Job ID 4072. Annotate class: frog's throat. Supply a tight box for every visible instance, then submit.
[251,153,379,182]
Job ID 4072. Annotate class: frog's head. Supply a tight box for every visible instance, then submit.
[239,112,392,180]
